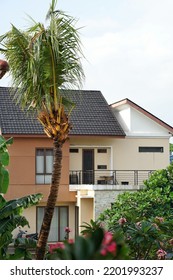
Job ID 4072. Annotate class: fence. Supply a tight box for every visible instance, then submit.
[69,170,154,186]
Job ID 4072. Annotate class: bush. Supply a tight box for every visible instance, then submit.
[99,164,173,259]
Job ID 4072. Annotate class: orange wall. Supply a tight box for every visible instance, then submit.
[5,136,76,202]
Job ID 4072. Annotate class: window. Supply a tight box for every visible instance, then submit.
[37,206,68,242]
[97,165,107,170]
[36,148,53,184]
[97,148,107,153]
[70,148,79,153]
[139,147,164,153]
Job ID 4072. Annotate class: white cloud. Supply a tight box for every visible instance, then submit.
[81,1,173,127]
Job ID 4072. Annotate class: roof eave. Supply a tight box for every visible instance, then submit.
[111,98,173,134]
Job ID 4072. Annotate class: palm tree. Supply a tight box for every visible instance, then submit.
[0,0,84,259]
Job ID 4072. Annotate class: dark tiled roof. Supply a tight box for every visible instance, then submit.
[0,87,125,136]
[0,87,43,135]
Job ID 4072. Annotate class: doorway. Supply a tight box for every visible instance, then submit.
[82,149,94,184]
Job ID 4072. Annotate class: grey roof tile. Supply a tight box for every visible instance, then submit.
[0,87,125,136]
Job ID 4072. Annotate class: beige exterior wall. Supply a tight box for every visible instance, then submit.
[81,198,93,223]
[113,137,170,170]
[70,136,170,172]
[70,147,111,171]
[80,198,94,228]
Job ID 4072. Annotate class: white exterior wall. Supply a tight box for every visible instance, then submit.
[113,105,171,138]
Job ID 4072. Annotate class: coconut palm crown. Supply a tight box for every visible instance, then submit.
[0,0,84,259]
[0,0,84,142]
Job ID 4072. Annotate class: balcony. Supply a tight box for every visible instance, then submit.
[69,170,154,186]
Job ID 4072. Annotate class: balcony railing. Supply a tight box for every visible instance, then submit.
[69,170,154,186]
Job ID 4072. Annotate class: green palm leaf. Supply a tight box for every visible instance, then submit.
[0,0,84,114]
[0,194,43,219]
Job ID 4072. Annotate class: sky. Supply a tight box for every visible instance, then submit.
[1,0,173,134]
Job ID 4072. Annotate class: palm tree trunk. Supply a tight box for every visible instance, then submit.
[36,139,62,260]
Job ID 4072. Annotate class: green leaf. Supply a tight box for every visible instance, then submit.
[0,195,6,209]
[0,193,43,219]
[0,167,9,194]
[8,248,27,260]
[0,216,29,235]
[14,236,37,248]
[0,136,5,145]
[90,228,104,252]
[5,138,13,145]
[0,151,9,166]
[73,236,94,260]
[0,137,13,150]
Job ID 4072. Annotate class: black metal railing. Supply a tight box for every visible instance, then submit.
[69,170,154,186]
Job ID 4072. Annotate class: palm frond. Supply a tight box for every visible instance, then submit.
[0,0,85,139]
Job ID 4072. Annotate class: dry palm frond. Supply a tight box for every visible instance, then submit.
[37,103,72,143]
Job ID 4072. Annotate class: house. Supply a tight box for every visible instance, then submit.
[0,86,173,241]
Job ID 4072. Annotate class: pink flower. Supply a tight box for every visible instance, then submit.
[156,249,167,260]
[49,242,65,253]
[103,231,113,245]
[118,217,127,225]
[65,227,71,233]
[100,231,117,257]
[68,239,74,244]
[100,247,107,256]
[106,242,117,253]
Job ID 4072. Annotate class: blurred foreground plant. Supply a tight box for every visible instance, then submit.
[46,222,129,260]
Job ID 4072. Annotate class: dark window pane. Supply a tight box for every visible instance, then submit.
[97,165,107,169]
[46,149,54,156]
[36,149,44,156]
[70,148,79,153]
[97,149,107,153]
[139,147,164,153]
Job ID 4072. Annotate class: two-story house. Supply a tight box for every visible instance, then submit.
[0,86,173,241]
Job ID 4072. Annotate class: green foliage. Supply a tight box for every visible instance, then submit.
[170,143,173,153]
[11,237,38,260]
[80,219,102,235]
[100,164,173,225]
[99,164,173,259]
[100,187,173,226]
[108,218,173,260]
[0,193,43,260]
[0,135,13,194]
